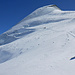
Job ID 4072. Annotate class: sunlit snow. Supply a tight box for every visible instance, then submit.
[0,5,75,75]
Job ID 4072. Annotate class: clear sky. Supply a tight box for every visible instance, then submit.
[0,0,75,34]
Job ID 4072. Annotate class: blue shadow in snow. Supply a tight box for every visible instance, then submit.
[0,51,12,63]
[15,29,35,37]
[0,29,35,45]
[29,19,69,27]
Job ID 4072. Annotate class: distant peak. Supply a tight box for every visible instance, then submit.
[26,5,61,17]
[18,4,61,23]
[47,4,58,7]
[43,4,61,10]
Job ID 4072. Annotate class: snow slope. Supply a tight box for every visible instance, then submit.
[0,5,75,75]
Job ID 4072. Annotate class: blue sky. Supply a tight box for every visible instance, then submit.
[0,0,75,34]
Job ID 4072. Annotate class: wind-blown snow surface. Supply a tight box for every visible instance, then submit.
[0,5,75,75]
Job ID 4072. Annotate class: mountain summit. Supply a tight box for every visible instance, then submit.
[0,5,61,46]
[0,5,75,75]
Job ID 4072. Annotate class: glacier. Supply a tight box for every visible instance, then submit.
[0,5,75,75]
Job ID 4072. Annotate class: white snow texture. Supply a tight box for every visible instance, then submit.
[0,5,75,75]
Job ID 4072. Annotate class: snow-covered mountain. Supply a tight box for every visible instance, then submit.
[0,5,75,75]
